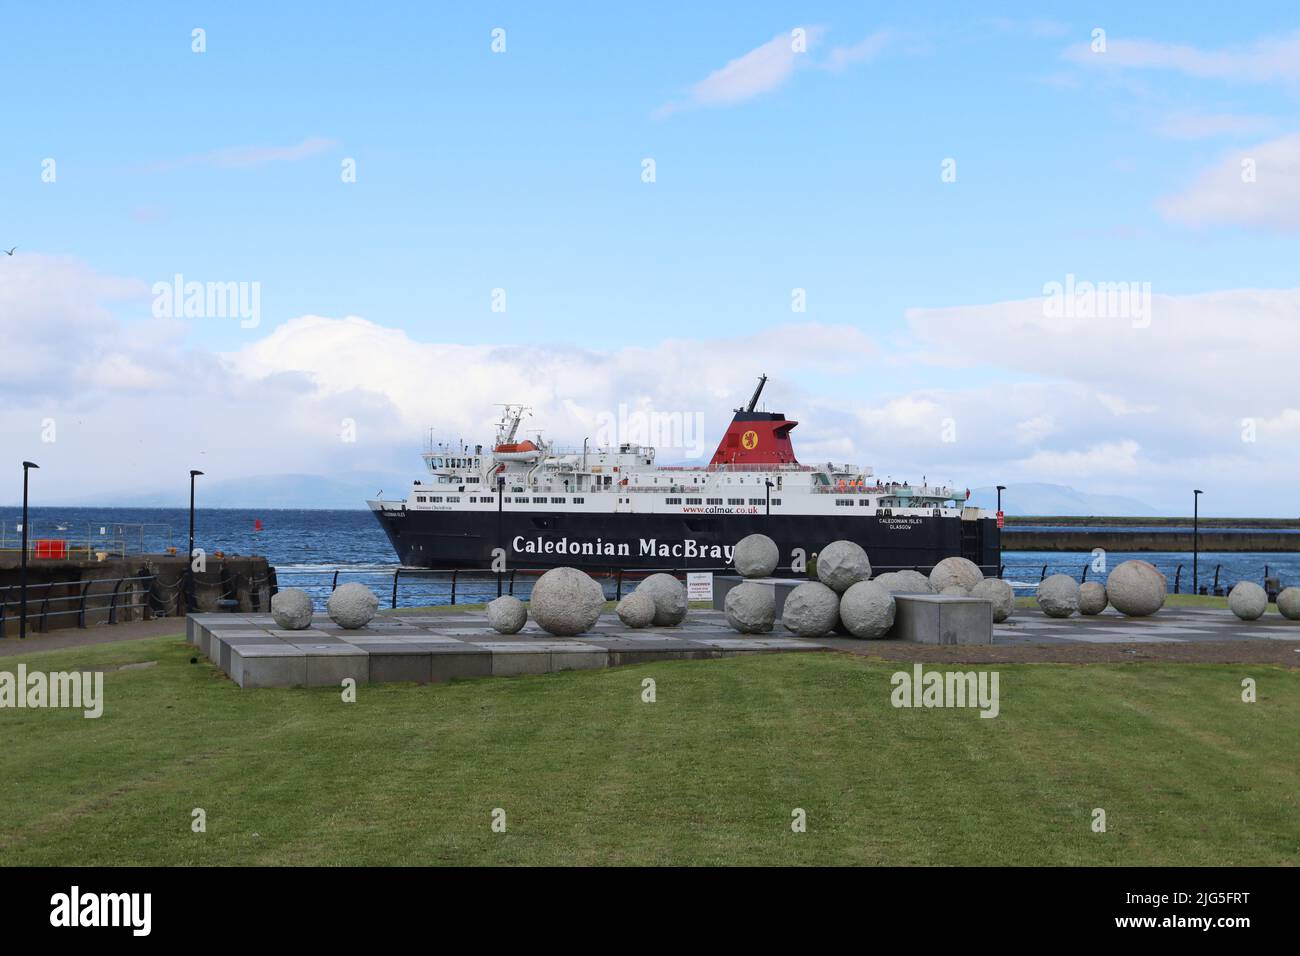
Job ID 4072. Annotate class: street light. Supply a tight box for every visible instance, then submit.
[497,473,505,597]
[765,479,774,518]
[1193,489,1203,595]
[995,485,1006,579]
[19,461,39,639]
[188,470,203,611]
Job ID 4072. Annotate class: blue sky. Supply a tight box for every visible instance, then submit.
[3,2,1300,512]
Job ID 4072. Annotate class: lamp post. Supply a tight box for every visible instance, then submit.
[1193,489,1203,595]
[995,485,1006,579]
[188,470,203,611]
[765,479,773,518]
[19,461,39,639]
[497,473,505,597]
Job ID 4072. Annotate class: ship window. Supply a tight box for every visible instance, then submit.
[728,498,744,505]
[551,497,565,504]
[772,498,781,506]
[572,497,584,504]
[836,499,854,506]
[665,497,681,504]
[533,497,547,503]
[416,496,426,502]
[686,497,701,504]
[706,498,722,505]
[430,496,443,503]
[481,496,494,504]
[447,496,460,502]
[469,496,477,503]
[749,498,763,506]
[859,499,870,506]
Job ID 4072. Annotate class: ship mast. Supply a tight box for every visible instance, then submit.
[741,374,767,413]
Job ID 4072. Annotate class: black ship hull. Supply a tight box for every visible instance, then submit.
[371,508,1001,575]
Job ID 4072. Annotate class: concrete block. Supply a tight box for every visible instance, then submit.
[366,644,434,683]
[480,644,551,677]
[230,645,308,688]
[427,647,493,682]
[304,648,369,687]
[548,646,609,672]
[889,595,993,645]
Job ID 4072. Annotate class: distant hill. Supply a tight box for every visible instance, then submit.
[967,483,1159,517]
[78,472,411,510]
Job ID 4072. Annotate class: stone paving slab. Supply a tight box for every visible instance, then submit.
[189,610,829,688]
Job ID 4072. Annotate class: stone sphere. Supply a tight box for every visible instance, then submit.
[781,581,840,637]
[1078,582,1108,616]
[486,595,527,634]
[724,582,775,634]
[271,588,314,630]
[530,567,604,636]
[1036,574,1079,618]
[1228,581,1268,621]
[1277,586,1300,621]
[734,533,779,578]
[874,569,933,595]
[838,580,896,639]
[929,556,983,594]
[970,578,1015,623]
[615,591,656,628]
[939,585,968,597]
[327,582,379,629]
[1106,560,1167,617]
[634,573,688,626]
[816,540,872,593]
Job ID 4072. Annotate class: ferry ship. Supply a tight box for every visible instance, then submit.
[368,377,1000,573]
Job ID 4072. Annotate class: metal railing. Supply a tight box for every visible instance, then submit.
[0,521,174,557]
[0,574,157,637]
[1000,559,1288,595]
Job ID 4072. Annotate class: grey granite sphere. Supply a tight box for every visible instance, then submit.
[734,533,779,578]
[1277,586,1300,621]
[970,578,1015,623]
[816,540,872,593]
[486,595,527,634]
[530,567,604,635]
[781,581,840,637]
[724,581,775,634]
[271,587,314,630]
[1228,581,1268,621]
[939,585,968,597]
[634,573,688,626]
[327,582,379,629]
[615,591,656,628]
[929,556,983,594]
[1106,559,1166,617]
[838,580,896,639]
[874,569,933,595]
[1036,574,1079,618]
[1078,582,1108,616]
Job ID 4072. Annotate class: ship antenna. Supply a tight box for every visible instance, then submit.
[743,374,767,413]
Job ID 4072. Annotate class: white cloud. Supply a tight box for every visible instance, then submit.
[824,31,889,72]
[144,136,338,172]
[1159,133,1300,232]
[6,256,1300,512]
[1063,30,1300,83]
[1155,111,1274,140]
[654,28,823,118]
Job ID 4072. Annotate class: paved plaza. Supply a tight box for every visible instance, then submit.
[188,604,1300,688]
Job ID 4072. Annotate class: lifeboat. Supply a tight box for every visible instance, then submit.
[494,439,542,462]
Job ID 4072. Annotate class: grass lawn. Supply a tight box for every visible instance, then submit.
[2,635,1296,865]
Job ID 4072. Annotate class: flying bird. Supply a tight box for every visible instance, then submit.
[3,247,15,256]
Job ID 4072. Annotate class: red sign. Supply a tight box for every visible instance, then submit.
[34,539,68,559]
[996,510,1004,529]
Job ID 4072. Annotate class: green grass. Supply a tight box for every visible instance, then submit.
[2,636,1297,865]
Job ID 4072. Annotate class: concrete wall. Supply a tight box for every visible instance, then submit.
[0,554,270,634]
[1003,531,1300,552]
